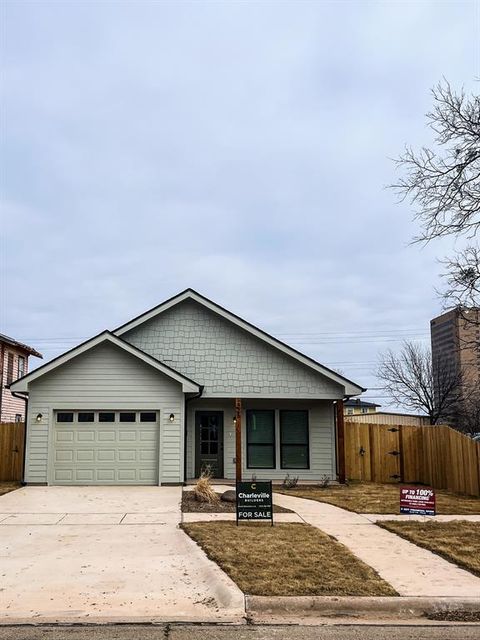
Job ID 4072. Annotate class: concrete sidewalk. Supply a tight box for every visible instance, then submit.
[272,492,480,597]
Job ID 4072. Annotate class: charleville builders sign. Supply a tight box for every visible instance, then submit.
[236,481,273,525]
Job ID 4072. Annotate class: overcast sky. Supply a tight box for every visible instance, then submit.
[1,1,478,409]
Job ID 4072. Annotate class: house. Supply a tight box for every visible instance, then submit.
[344,399,380,416]
[0,334,42,422]
[10,289,364,486]
[345,411,430,426]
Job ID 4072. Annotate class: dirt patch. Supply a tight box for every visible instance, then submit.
[0,482,21,497]
[379,520,480,577]
[182,491,292,513]
[427,609,480,622]
[275,483,480,515]
[182,521,397,596]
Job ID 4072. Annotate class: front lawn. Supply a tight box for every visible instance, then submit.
[182,521,397,596]
[182,491,292,513]
[275,483,480,515]
[378,520,480,578]
[0,482,21,497]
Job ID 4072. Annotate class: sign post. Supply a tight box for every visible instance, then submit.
[236,480,273,526]
[400,486,436,516]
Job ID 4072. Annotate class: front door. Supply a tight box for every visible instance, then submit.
[195,411,224,478]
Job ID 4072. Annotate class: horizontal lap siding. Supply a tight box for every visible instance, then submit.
[25,343,184,484]
[187,399,336,480]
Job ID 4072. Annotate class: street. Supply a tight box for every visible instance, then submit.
[0,625,478,640]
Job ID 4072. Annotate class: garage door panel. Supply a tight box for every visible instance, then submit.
[97,450,116,461]
[77,431,95,442]
[55,450,74,462]
[52,411,159,485]
[96,469,116,482]
[56,431,74,443]
[76,450,95,462]
[98,431,116,442]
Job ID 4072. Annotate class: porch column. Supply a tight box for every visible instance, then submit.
[336,399,346,484]
[235,398,242,481]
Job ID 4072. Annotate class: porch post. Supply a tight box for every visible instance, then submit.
[336,399,346,484]
[235,398,242,481]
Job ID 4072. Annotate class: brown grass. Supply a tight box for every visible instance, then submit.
[275,483,480,515]
[378,520,480,578]
[0,482,21,497]
[182,491,292,513]
[182,521,397,596]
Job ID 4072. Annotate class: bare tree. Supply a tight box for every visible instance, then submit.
[377,341,461,425]
[392,80,480,318]
[456,389,480,436]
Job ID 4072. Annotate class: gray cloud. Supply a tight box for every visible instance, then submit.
[2,1,476,408]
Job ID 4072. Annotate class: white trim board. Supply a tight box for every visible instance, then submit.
[10,331,201,394]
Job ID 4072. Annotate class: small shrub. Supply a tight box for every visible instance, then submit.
[319,474,330,489]
[282,473,299,489]
[193,468,219,504]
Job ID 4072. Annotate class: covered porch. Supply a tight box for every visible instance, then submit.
[185,397,342,482]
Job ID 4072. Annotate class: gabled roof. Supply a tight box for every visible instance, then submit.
[114,288,365,396]
[9,331,201,394]
[0,333,43,358]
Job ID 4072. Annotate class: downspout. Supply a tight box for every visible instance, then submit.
[11,390,29,485]
[183,385,204,484]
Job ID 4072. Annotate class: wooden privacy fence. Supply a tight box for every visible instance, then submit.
[0,422,25,482]
[345,422,480,497]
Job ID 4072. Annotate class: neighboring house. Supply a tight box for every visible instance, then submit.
[10,289,364,486]
[345,411,430,426]
[0,334,42,422]
[344,399,380,416]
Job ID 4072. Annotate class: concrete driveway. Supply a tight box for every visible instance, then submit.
[0,486,244,624]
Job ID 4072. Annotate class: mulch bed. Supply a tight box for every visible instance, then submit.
[182,491,292,513]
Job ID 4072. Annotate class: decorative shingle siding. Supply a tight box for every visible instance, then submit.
[123,301,343,398]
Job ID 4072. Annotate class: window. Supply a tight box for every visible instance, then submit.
[17,356,25,379]
[6,353,14,385]
[140,412,157,422]
[57,412,74,422]
[78,412,94,422]
[280,410,309,469]
[99,412,115,422]
[361,407,368,414]
[15,414,22,422]
[246,410,275,469]
[119,412,136,422]
[347,408,354,415]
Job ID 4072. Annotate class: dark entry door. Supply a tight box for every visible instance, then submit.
[195,411,224,478]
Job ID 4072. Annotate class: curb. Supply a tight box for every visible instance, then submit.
[246,595,480,620]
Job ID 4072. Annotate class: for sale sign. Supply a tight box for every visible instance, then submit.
[400,486,436,516]
[236,481,273,525]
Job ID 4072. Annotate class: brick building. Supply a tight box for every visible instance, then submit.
[0,334,42,422]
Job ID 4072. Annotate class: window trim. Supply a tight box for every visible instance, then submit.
[279,409,310,470]
[246,409,276,469]
[6,352,14,385]
[17,355,26,380]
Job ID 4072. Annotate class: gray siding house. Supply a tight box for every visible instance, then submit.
[11,289,364,485]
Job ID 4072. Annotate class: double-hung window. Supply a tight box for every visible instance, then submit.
[280,410,309,469]
[17,356,26,380]
[246,410,275,469]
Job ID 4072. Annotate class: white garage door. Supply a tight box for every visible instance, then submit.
[52,410,159,485]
